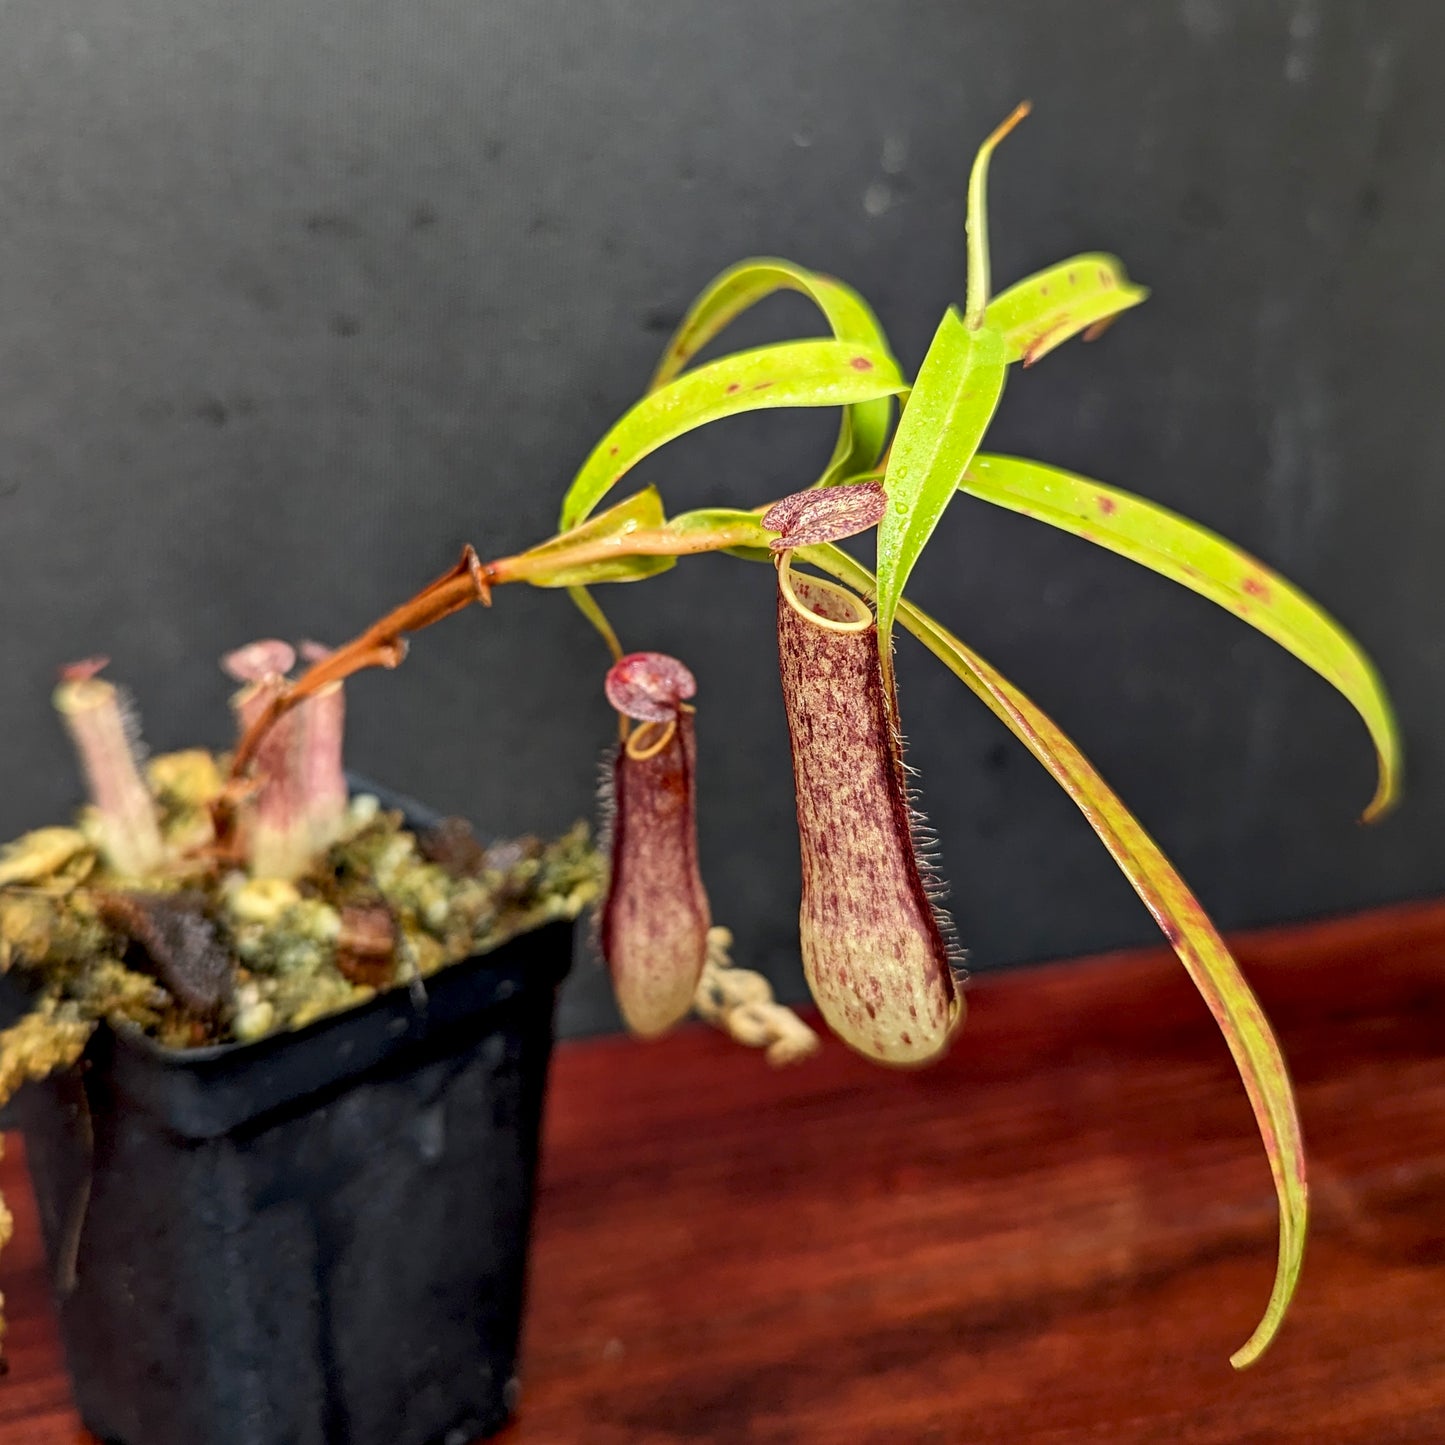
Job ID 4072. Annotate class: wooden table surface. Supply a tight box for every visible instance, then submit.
[2,900,1443,1443]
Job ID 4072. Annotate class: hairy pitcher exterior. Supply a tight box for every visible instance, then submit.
[776,570,961,1066]
[599,652,711,1036]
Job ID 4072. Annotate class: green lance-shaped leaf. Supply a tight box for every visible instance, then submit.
[665,504,777,565]
[802,540,1306,1370]
[560,339,906,531]
[520,487,677,588]
[660,505,777,564]
[649,258,897,487]
[536,490,673,658]
[875,310,1006,670]
[962,453,1400,819]
[964,101,1031,326]
[984,254,1149,366]
[512,504,777,591]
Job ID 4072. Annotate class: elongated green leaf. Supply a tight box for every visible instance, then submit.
[963,453,1400,819]
[560,340,905,531]
[875,310,1005,663]
[660,505,772,548]
[546,508,775,585]
[649,260,886,389]
[985,254,1149,366]
[800,541,1306,1371]
[649,257,896,488]
[965,101,1031,325]
[534,485,666,553]
[520,488,677,587]
[531,554,675,589]
[669,507,780,563]
[530,508,778,590]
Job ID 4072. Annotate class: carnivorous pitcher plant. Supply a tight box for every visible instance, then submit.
[4,106,1400,1369]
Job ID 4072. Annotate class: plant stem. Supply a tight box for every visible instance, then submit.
[221,510,770,824]
[486,518,765,584]
[227,546,491,782]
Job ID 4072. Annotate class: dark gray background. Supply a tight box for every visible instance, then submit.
[0,1,1436,1035]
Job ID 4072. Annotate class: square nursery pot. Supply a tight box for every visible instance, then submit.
[9,785,575,1445]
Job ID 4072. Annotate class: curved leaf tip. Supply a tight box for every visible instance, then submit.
[647,258,898,490]
[960,453,1401,823]
[965,101,1032,326]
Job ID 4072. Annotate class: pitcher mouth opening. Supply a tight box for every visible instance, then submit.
[775,554,874,635]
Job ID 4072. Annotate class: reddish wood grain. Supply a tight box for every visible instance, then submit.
[4,901,1445,1444]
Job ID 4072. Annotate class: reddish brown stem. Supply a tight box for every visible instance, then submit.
[220,501,762,840]
[226,546,493,786]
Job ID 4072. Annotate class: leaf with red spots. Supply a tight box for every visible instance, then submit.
[763,480,887,549]
[875,309,1006,673]
[960,453,1400,819]
[648,258,897,488]
[605,652,697,722]
[984,253,1149,366]
[802,540,1306,1372]
[560,340,905,531]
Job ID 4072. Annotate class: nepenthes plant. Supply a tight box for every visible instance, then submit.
[4,105,1400,1370]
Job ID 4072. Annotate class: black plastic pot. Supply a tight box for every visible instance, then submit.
[11,809,575,1445]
